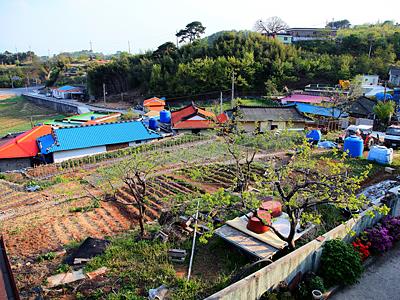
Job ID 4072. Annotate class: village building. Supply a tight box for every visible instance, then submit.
[171,102,217,133]
[281,93,332,105]
[44,112,121,128]
[37,121,160,163]
[52,85,84,99]
[227,105,312,133]
[287,28,337,42]
[347,96,377,119]
[0,125,52,172]
[389,67,400,86]
[143,97,166,112]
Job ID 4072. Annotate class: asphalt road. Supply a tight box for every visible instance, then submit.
[0,86,42,96]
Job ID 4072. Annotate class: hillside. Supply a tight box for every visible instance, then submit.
[86,24,400,101]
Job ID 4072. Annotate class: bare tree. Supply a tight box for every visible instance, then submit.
[103,151,159,237]
[254,16,289,35]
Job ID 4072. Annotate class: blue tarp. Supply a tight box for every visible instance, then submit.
[375,92,394,101]
[317,141,338,149]
[290,103,347,118]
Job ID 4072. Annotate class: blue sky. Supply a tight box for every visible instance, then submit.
[1,0,399,56]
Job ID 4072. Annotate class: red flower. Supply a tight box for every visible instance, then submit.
[352,239,371,261]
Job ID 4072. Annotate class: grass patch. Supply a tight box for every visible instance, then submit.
[83,232,249,299]
[0,96,65,136]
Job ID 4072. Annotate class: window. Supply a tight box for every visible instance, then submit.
[284,37,288,41]
[271,125,278,130]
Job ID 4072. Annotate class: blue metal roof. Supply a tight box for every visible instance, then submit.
[58,85,78,91]
[37,121,160,154]
[290,103,347,118]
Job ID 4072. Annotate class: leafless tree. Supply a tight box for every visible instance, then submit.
[254,16,289,35]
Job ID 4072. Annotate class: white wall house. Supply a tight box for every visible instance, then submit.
[361,74,379,86]
[389,68,400,86]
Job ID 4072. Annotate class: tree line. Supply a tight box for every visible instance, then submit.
[86,22,400,100]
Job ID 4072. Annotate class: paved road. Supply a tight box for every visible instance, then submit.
[331,242,400,300]
[0,86,42,96]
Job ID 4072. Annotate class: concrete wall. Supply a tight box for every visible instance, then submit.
[206,192,400,300]
[23,94,80,114]
[0,158,31,172]
[53,146,106,163]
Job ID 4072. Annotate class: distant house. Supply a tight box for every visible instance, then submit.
[347,96,377,119]
[143,97,166,112]
[0,125,52,172]
[281,93,332,105]
[287,28,337,42]
[37,121,161,163]
[171,102,216,133]
[52,85,84,99]
[389,67,400,86]
[275,33,293,44]
[361,74,379,86]
[227,105,312,133]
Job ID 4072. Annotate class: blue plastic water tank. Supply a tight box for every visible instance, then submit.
[306,130,322,143]
[344,135,364,158]
[160,110,171,123]
[149,118,158,130]
[367,146,393,165]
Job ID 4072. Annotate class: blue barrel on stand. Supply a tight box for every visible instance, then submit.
[160,110,171,123]
[149,118,158,130]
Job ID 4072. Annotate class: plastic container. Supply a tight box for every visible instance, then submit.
[260,201,282,218]
[148,118,158,130]
[344,135,364,158]
[247,210,271,234]
[306,130,322,143]
[367,145,393,165]
[160,110,171,123]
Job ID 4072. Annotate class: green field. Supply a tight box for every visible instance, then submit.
[0,96,64,136]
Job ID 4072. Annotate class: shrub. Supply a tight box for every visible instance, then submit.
[319,239,363,287]
[382,216,400,241]
[365,225,393,253]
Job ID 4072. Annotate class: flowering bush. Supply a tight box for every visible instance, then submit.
[352,238,371,261]
[382,216,400,241]
[365,225,393,253]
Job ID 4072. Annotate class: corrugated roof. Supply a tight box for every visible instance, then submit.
[281,94,332,104]
[234,105,311,122]
[171,103,216,129]
[57,85,81,92]
[0,125,52,159]
[143,97,166,107]
[38,121,160,154]
[293,103,347,118]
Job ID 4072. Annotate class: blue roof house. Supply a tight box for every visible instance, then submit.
[37,120,161,163]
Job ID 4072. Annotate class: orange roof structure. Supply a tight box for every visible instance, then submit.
[143,97,166,112]
[171,102,216,130]
[0,125,52,159]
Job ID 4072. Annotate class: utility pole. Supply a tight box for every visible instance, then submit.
[103,83,106,104]
[90,41,93,52]
[176,30,179,48]
[220,91,223,114]
[48,49,50,58]
[231,71,235,108]
[128,40,131,54]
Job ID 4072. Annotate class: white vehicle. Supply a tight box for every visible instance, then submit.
[384,125,400,148]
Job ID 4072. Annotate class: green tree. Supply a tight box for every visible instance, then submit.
[373,100,396,125]
[176,21,206,44]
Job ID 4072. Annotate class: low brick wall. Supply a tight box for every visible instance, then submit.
[206,189,400,300]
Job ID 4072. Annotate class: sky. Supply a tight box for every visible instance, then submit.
[1,0,400,56]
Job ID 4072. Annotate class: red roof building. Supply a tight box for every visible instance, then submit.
[143,97,166,112]
[281,93,332,104]
[171,103,216,132]
[0,125,52,159]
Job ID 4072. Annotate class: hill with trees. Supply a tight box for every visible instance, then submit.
[86,22,400,101]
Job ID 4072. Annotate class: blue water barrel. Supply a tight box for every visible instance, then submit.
[306,130,322,143]
[367,146,393,165]
[149,118,158,130]
[344,135,364,158]
[90,116,96,120]
[160,110,171,123]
